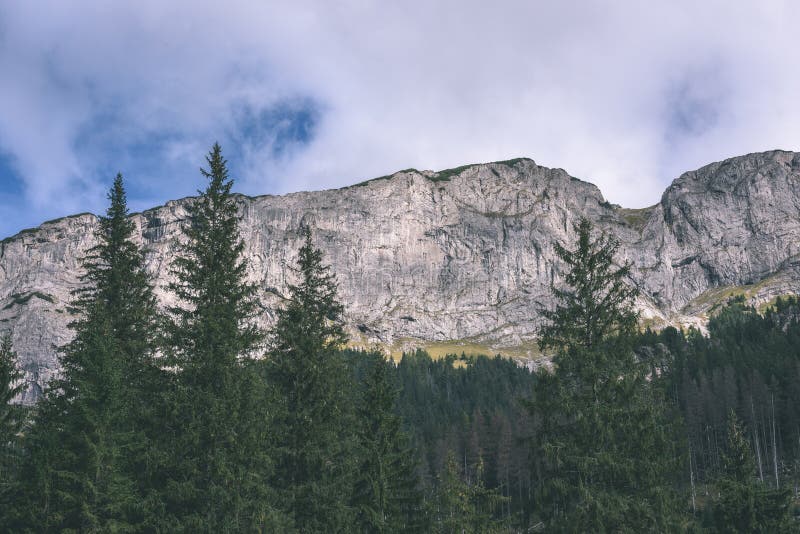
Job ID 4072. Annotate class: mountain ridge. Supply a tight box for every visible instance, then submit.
[3,149,800,402]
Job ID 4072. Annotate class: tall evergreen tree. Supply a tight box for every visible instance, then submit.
[352,351,424,533]
[529,218,686,531]
[710,410,793,533]
[0,333,24,500]
[84,174,159,379]
[7,174,160,531]
[80,175,163,522]
[537,218,638,368]
[166,143,260,379]
[266,225,356,531]
[161,143,276,531]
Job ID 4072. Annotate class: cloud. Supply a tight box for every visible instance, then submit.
[0,0,799,237]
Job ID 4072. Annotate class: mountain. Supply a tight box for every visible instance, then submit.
[3,150,800,402]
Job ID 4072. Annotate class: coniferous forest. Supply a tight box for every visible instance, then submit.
[1,144,800,532]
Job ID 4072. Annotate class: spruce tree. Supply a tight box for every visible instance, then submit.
[7,174,160,531]
[711,410,793,533]
[84,174,159,376]
[352,351,424,533]
[266,225,356,531]
[161,143,276,531]
[538,217,638,371]
[166,143,260,379]
[80,175,163,522]
[431,451,507,533]
[0,333,23,499]
[530,217,685,531]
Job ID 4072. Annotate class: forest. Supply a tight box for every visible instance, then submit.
[0,144,798,532]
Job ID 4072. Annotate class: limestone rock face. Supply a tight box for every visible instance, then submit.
[3,150,800,402]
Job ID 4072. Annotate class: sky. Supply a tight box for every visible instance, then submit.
[0,1,799,238]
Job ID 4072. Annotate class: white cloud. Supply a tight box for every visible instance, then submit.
[0,0,799,236]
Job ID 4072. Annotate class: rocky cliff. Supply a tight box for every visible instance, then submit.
[3,150,800,401]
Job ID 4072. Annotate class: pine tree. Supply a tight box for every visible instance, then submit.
[0,333,24,499]
[79,174,163,524]
[161,143,277,531]
[352,351,424,533]
[166,143,261,380]
[8,173,160,531]
[530,217,686,531]
[266,225,356,531]
[84,174,159,377]
[711,410,793,533]
[431,451,507,533]
[538,217,638,372]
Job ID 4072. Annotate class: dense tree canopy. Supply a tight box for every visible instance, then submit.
[351,351,423,532]
[708,411,793,533]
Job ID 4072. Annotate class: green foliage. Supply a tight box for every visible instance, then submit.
[47,313,139,531]
[430,452,508,533]
[6,173,161,531]
[429,158,529,183]
[493,157,528,167]
[11,150,800,531]
[80,174,161,391]
[352,352,424,533]
[265,226,356,531]
[663,296,800,487]
[649,296,800,529]
[430,164,474,182]
[393,350,536,523]
[0,333,23,501]
[0,332,23,435]
[538,218,638,357]
[618,206,654,232]
[721,410,756,484]
[707,411,794,533]
[530,217,686,531]
[166,143,261,375]
[159,144,276,531]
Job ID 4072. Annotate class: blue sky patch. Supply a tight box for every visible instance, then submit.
[0,150,24,196]
[231,99,319,159]
[666,83,720,139]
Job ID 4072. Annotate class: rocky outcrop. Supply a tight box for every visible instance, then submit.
[3,150,800,402]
